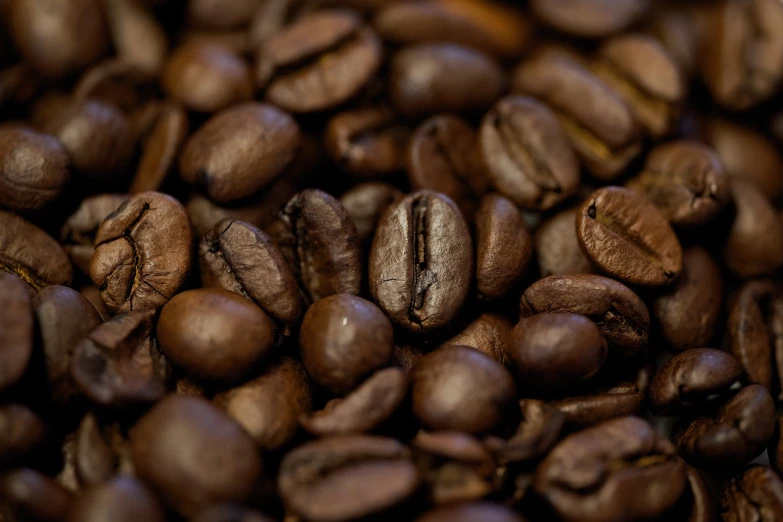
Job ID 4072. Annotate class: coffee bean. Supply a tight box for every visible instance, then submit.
[520,274,650,359]
[131,395,262,517]
[440,312,511,366]
[0,404,46,467]
[550,382,644,429]
[73,60,156,113]
[577,186,683,286]
[278,435,419,522]
[390,43,505,119]
[61,193,129,275]
[410,345,517,434]
[0,273,33,392]
[0,468,73,522]
[535,208,594,277]
[720,466,783,521]
[256,10,382,113]
[130,102,187,193]
[407,114,487,218]
[530,0,650,38]
[535,416,686,522]
[652,247,724,351]
[103,0,168,75]
[676,465,718,522]
[416,502,525,522]
[498,399,564,464]
[480,96,579,210]
[626,141,731,227]
[339,182,402,244]
[180,103,300,203]
[67,476,167,522]
[369,190,473,334]
[190,504,275,522]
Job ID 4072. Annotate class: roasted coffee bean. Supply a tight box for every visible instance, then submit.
[369,190,473,334]
[67,476,166,522]
[190,504,275,522]
[130,102,187,193]
[267,189,362,304]
[513,48,641,180]
[256,10,382,113]
[72,59,156,113]
[390,43,504,119]
[729,280,783,399]
[278,435,419,522]
[72,309,168,406]
[535,416,686,522]
[577,186,683,286]
[508,313,607,395]
[700,0,783,111]
[0,210,73,289]
[301,367,406,437]
[407,115,487,218]
[0,125,70,211]
[550,382,644,429]
[416,502,525,522]
[199,219,302,326]
[300,293,393,395]
[410,345,516,434]
[214,357,311,450]
[102,0,168,75]
[626,141,730,227]
[653,247,724,351]
[180,103,300,203]
[531,0,650,38]
[677,465,718,522]
[162,43,252,113]
[326,106,409,178]
[520,274,649,359]
[61,193,129,275]
[650,349,743,416]
[131,395,262,517]
[0,404,46,467]
[674,384,775,472]
[440,312,511,365]
[723,180,783,278]
[0,468,73,521]
[0,273,33,392]
[339,182,402,244]
[498,399,564,464]
[480,96,579,211]
[535,208,594,277]
[720,465,783,522]
[158,289,274,384]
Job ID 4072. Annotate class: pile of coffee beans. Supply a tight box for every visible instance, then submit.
[2,0,783,520]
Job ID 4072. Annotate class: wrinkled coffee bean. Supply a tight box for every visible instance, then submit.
[440,312,511,365]
[531,0,650,38]
[130,102,187,193]
[339,182,402,244]
[550,382,644,429]
[0,273,33,392]
[67,476,167,522]
[720,465,783,522]
[535,208,594,277]
[61,193,129,275]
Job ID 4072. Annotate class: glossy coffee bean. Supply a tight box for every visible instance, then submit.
[0,273,33,393]
[720,466,783,522]
[550,382,644,429]
[179,103,300,203]
[0,468,73,522]
[369,190,473,334]
[531,0,650,38]
[130,395,262,517]
[339,182,402,244]
[535,208,594,277]
[61,193,129,275]
[90,191,193,314]
[300,294,393,395]
[440,312,511,365]
[410,345,516,434]
[577,186,683,286]
[415,502,525,522]
[158,289,275,384]
[130,102,188,193]
[67,476,166,522]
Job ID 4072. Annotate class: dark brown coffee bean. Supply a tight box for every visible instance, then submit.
[0,273,33,392]
[72,310,168,407]
[411,345,516,434]
[650,349,743,416]
[626,141,731,227]
[497,399,564,464]
[0,404,46,467]
[531,0,649,38]
[90,191,193,314]
[723,179,783,278]
[407,115,487,218]
[179,103,300,203]
[256,10,382,113]
[415,502,525,522]
[0,468,73,522]
[550,382,644,429]
[440,312,511,366]
[325,106,409,178]
[677,465,718,522]
[700,0,783,110]
[674,384,775,472]
[131,395,262,517]
[339,182,402,244]
[163,43,253,113]
[721,465,783,522]
[199,219,302,326]
[535,416,686,522]
[474,193,532,300]
[390,43,504,119]
[8,0,109,78]
[278,435,419,522]
[103,0,168,75]
[187,0,261,30]
[520,274,649,359]
[73,412,119,487]
[480,96,579,210]
[577,186,683,286]
[300,293,393,395]
[61,193,129,275]
[67,476,166,522]
[729,280,783,399]
[535,208,594,277]
[369,190,473,334]
[72,59,155,113]
[0,126,70,211]
[130,102,187,193]
[592,34,684,138]
[513,49,641,180]
[653,247,724,351]
[214,357,311,450]
[158,288,275,384]
[0,210,73,289]
[266,190,362,304]
[300,367,407,436]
